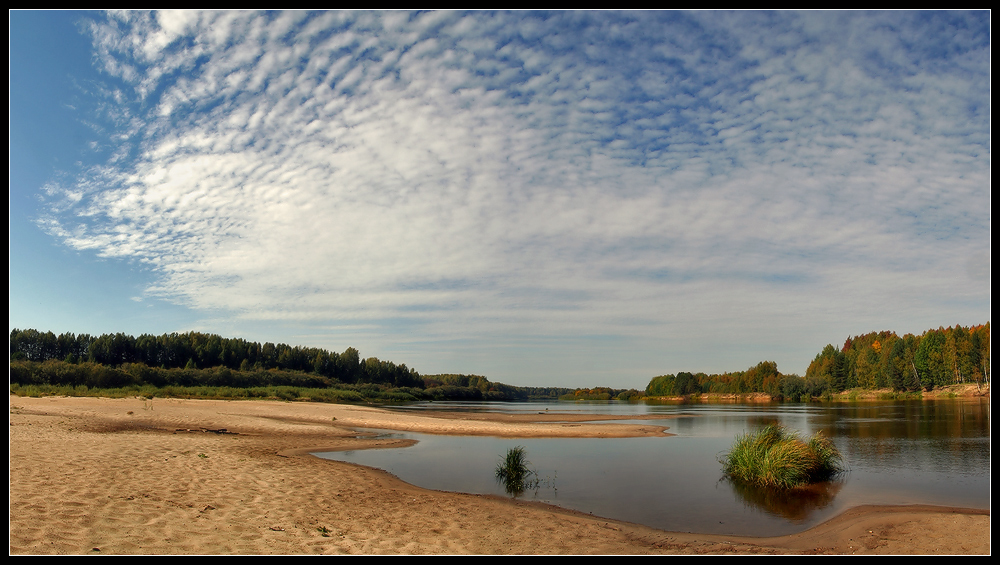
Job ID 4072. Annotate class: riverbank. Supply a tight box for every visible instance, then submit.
[648,383,989,403]
[9,395,989,555]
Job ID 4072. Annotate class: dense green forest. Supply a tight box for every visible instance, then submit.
[9,329,420,386]
[9,323,989,402]
[7,328,574,401]
[646,324,990,400]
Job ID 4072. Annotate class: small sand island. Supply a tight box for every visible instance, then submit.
[9,395,989,555]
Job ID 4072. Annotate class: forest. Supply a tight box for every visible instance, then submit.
[8,323,989,402]
[646,323,990,400]
[9,329,421,387]
[7,329,574,401]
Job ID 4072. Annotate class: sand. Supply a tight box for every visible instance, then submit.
[8,395,990,555]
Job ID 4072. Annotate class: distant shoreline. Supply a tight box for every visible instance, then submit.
[645,383,989,403]
[9,396,989,555]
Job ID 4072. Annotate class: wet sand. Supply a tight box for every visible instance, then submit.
[9,396,990,555]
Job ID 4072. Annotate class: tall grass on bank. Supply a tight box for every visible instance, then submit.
[720,424,843,490]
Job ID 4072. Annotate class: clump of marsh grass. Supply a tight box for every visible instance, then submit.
[495,446,536,494]
[720,424,843,490]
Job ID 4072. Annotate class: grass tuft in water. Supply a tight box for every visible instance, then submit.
[720,424,843,490]
[495,446,535,494]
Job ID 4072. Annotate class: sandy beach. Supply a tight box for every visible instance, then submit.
[8,395,989,555]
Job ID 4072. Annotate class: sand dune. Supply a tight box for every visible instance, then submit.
[9,396,989,555]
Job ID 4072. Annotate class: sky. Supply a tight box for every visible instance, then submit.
[9,10,991,388]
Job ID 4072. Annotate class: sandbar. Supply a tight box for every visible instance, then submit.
[8,396,989,555]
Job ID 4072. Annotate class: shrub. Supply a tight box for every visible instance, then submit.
[720,424,843,489]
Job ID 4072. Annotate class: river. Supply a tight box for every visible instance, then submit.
[313,398,990,536]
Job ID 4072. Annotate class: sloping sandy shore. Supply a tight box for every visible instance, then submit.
[9,396,989,555]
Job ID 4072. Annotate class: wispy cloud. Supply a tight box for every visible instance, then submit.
[35,11,990,380]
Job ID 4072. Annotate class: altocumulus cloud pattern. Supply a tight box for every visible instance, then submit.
[31,11,990,383]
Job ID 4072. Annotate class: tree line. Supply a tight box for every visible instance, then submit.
[9,329,421,388]
[646,323,989,399]
[806,324,990,392]
[10,323,989,401]
[7,329,576,400]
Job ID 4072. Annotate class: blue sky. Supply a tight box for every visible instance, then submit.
[9,11,991,388]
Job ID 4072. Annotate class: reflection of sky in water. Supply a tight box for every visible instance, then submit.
[315,399,989,537]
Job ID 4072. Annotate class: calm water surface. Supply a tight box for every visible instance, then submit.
[314,399,990,536]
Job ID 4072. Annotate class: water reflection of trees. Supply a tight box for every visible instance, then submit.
[822,399,989,440]
[814,400,991,473]
[724,477,845,522]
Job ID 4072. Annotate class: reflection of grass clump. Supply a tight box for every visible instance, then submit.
[720,424,843,490]
[495,446,534,494]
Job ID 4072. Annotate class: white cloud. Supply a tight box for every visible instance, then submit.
[35,11,990,381]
